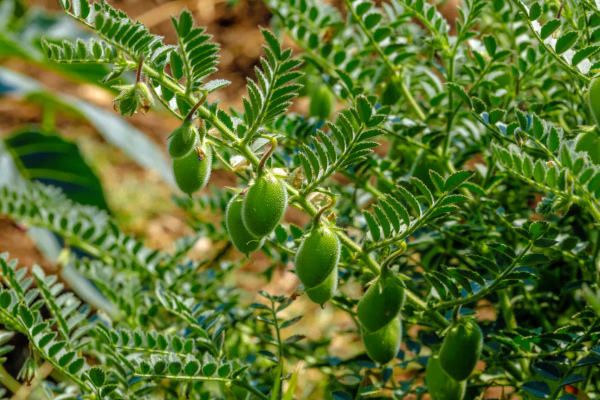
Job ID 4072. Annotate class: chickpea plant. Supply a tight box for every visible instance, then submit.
[1,0,600,399]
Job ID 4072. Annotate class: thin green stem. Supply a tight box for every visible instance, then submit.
[498,289,529,374]
[508,0,591,84]
[257,136,278,173]
[451,305,461,323]
[381,242,407,272]
[135,56,143,84]
[185,91,207,121]
[0,364,20,394]
[134,373,268,400]
[435,242,534,310]
[363,193,451,253]
[270,297,284,399]
[344,0,425,120]
[312,197,337,229]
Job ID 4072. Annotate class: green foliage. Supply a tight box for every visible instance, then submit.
[1,0,600,398]
[3,126,109,210]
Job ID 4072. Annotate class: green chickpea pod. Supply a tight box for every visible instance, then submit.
[438,319,483,381]
[170,96,213,196]
[226,193,265,256]
[426,356,466,400]
[242,137,288,237]
[361,316,402,365]
[358,245,407,364]
[173,143,212,195]
[357,270,406,333]
[168,119,199,159]
[294,196,340,306]
[167,93,206,159]
[309,84,335,120]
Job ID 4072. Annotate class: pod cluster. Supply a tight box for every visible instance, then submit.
[427,318,483,400]
[357,273,405,364]
[168,119,212,196]
[225,173,288,256]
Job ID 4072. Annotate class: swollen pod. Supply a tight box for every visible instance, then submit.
[426,356,466,400]
[589,76,600,126]
[361,316,402,365]
[226,194,265,256]
[309,84,335,120]
[173,143,212,196]
[168,120,198,159]
[439,319,483,381]
[242,173,288,237]
[305,265,338,306]
[295,227,340,306]
[357,275,405,333]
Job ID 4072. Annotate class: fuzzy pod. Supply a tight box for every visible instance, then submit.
[226,194,265,256]
[357,275,405,333]
[168,120,199,159]
[305,265,338,306]
[172,143,212,196]
[589,76,600,127]
[309,84,335,120]
[295,227,340,286]
[439,319,483,381]
[242,173,288,237]
[295,227,340,305]
[426,356,466,400]
[361,316,402,365]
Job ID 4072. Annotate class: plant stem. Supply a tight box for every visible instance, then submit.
[134,374,268,400]
[270,297,284,399]
[312,195,337,228]
[257,136,278,173]
[0,365,20,394]
[435,242,534,310]
[185,91,207,121]
[498,289,529,374]
[135,56,143,84]
[344,0,426,121]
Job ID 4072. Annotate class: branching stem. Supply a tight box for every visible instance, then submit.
[312,194,337,228]
[257,136,278,173]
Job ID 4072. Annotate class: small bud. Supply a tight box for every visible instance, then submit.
[101,64,128,83]
[112,81,154,116]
